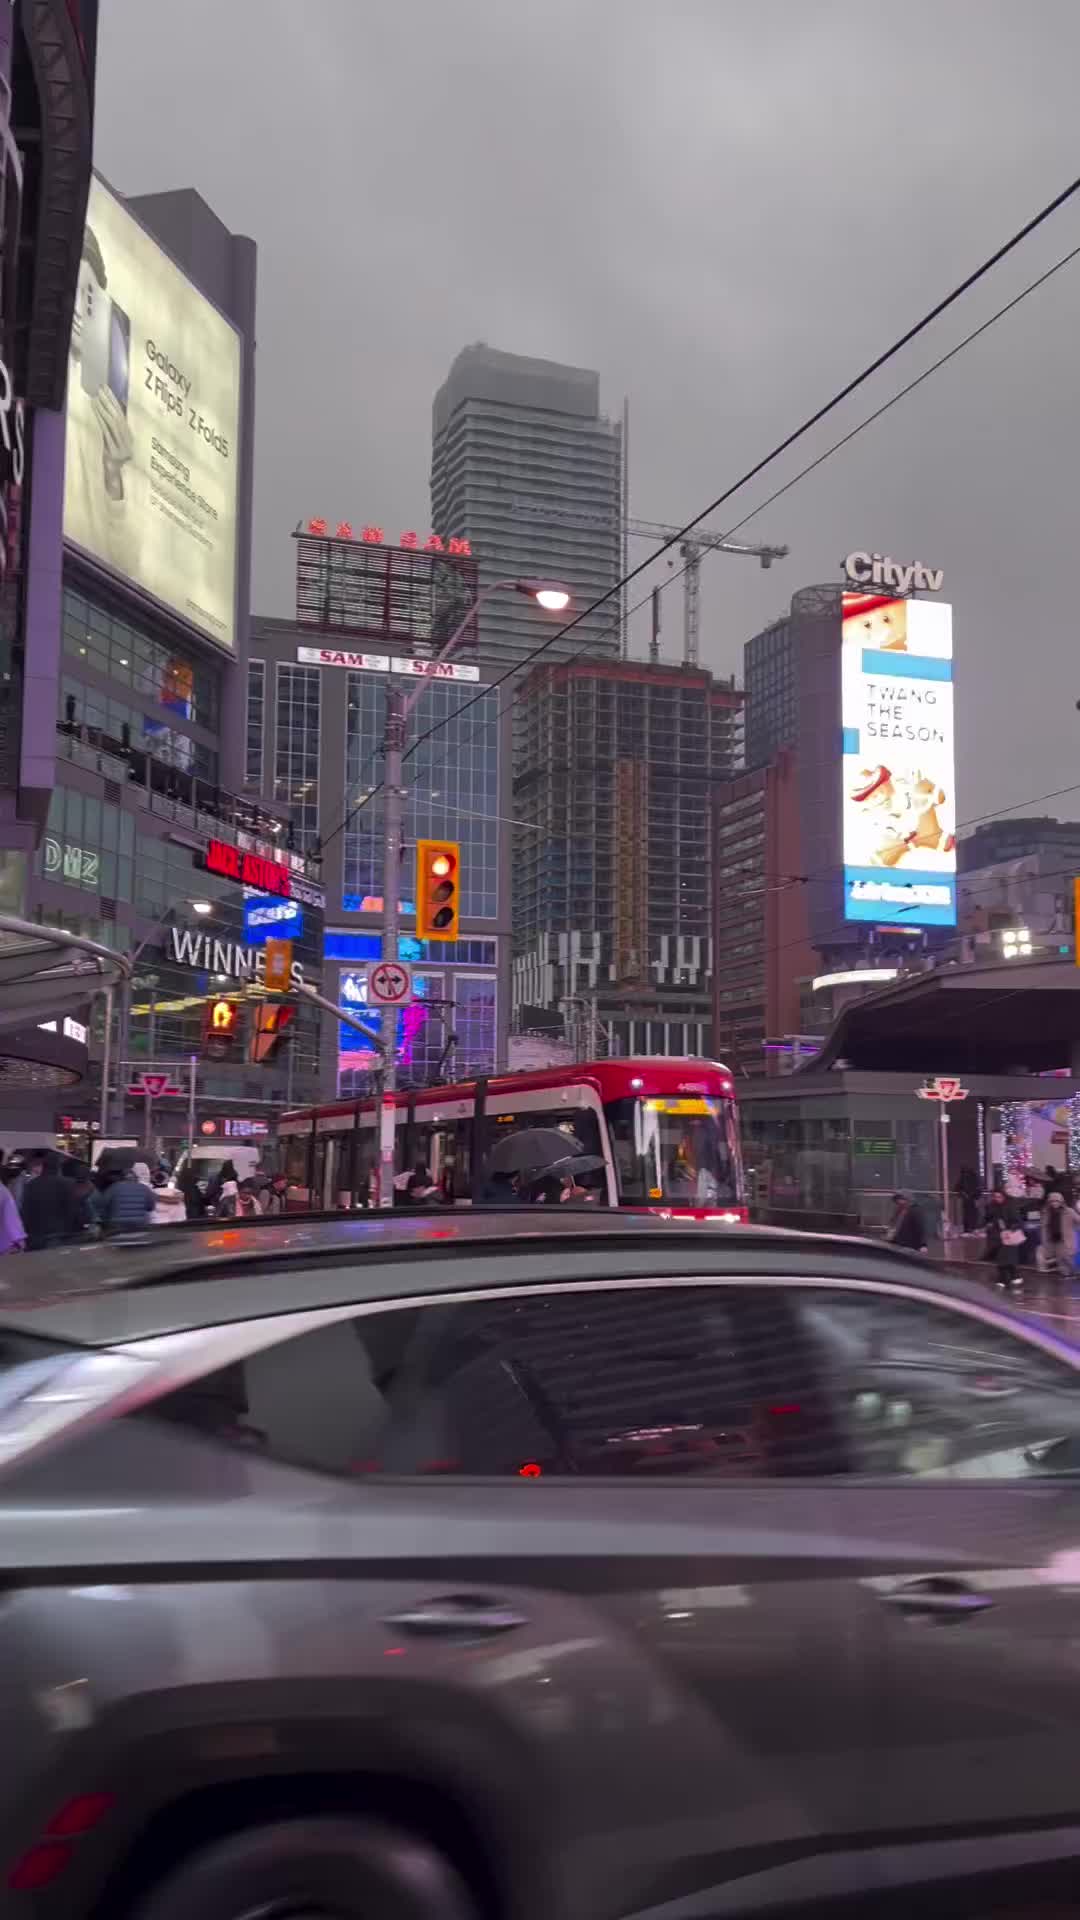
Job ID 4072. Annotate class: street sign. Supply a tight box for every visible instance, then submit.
[264,937,292,992]
[126,1070,183,1099]
[367,959,413,1007]
[916,1077,969,1102]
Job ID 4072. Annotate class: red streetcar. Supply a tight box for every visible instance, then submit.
[278,1058,746,1220]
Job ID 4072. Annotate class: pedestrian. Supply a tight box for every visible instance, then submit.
[1039,1189,1079,1306]
[177,1164,207,1220]
[261,1172,289,1216]
[61,1157,96,1234]
[237,1178,263,1216]
[20,1149,86,1251]
[886,1190,928,1253]
[982,1186,1026,1291]
[216,1177,240,1219]
[1021,1172,1046,1267]
[96,1164,156,1234]
[150,1179,187,1226]
[0,1176,24,1254]
[207,1159,239,1211]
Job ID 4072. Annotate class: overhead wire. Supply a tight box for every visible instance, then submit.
[312,170,1080,861]
[317,221,1080,868]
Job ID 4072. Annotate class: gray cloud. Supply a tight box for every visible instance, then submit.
[94,0,1080,825]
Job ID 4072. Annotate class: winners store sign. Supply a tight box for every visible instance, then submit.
[169,925,305,987]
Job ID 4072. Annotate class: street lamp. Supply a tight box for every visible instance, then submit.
[374,575,571,1206]
[111,896,218,1131]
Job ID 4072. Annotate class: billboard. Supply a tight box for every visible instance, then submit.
[841,592,956,926]
[64,176,241,651]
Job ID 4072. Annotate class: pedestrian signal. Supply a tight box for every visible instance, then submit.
[416,839,460,940]
[203,996,240,1059]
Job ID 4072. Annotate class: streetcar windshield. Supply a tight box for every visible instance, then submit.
[605,1096,742,1207]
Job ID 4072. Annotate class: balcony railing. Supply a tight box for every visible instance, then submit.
[56,721,321,882]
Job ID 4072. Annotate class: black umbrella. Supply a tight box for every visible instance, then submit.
[486,1127,594,1177]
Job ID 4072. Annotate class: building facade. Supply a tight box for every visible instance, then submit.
[20,179,329,1146]
[249,613,513,1094]
[430,345,622,668]
[513,657,743,1055]
[959,814,1080,877]
[711,751,815,1076]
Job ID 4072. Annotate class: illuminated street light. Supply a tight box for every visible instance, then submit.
[1001,927,1032,960]
[518,579,572,611]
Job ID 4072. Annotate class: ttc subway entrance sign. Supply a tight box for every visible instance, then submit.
[367,961,413,1008]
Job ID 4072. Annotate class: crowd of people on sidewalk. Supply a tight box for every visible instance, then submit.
[0,1149,290,1255]
[886,1164,1080,1303]
[952,1162,1080,1297]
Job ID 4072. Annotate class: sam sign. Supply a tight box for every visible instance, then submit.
[841,592,957,927]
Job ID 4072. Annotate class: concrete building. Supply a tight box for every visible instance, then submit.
[959,814,1080,878]
[249,610,513,1095]
[513,656,743,1055]
[430,344,622,668]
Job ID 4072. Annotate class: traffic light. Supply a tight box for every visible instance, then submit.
[203,995,240,1060]
[248,1001,296,1064]
[416,839,460,940]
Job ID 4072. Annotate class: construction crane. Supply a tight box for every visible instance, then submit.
[508,499,788,666]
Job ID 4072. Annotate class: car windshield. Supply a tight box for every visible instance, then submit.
[605,1096,741,1207]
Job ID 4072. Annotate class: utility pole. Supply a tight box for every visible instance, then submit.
[368,577,572,1208]
[376,687,406,1207]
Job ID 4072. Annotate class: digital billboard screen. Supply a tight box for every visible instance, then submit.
[841,592,956,926]
[64,175,241,652]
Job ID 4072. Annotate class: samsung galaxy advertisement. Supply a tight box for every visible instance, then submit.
[63,176,241,652]
[841,592,957,926]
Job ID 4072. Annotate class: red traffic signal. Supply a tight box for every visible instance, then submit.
[416,839,460,940]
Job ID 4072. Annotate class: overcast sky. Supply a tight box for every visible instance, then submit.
[93,0,1080,828]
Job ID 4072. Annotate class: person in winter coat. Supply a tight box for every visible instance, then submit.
[20,1150,86,1250]
[215,1178,240,1219]
[177,1166,207,1220]
[1039,1189,1079,1294]
[983,1187,1025,1291]
[96,1167,156,1234]
[150,1181,188,1226]
[886,1191,928,1252]
[0,1177,25,1254]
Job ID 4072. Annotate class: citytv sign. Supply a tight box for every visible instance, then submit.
[844,551,944,594]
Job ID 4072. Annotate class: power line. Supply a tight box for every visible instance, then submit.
[315,189,1080,862]
[396,171,1080,758]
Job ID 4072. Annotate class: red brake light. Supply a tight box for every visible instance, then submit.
[9,1841,73,1890]
[518,1461,543,1478]
[46,1793,115,1837]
